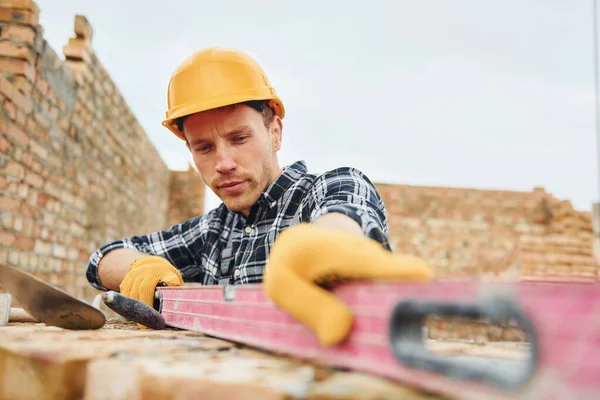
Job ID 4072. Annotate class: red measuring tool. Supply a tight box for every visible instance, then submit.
[102,280,600,400]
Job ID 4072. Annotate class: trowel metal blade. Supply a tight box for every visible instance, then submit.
[0,263,105,330]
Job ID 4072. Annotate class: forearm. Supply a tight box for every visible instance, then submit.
[312,212,364,236]
[97,248,147,291]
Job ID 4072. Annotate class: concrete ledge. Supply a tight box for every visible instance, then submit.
[0,322,446,400]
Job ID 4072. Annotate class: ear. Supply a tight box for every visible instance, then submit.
[270,117,283,151]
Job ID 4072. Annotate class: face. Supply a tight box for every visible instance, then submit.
[183,105,283,216]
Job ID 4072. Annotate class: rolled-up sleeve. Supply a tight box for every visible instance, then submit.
[86,215,208,291]
[307,167,391,250]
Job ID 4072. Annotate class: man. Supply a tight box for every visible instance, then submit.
[86,47,432,345]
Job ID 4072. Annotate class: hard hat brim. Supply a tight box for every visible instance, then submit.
[162,94,285,141]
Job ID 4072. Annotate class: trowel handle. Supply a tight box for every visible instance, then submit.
[9,307,38,323]
[1,293,38,325]
[100,291,166,330]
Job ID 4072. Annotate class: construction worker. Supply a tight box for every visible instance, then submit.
[86,47,433,345]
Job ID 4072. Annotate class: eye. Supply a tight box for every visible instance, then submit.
[195,144,211,153]
[233,136,248,143]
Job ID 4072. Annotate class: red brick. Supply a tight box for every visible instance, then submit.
[63,44,90,63]
[5,181,17,194]
[12,215,23,232]
[36,239,52,259]
[11,145,22,161]
[55,219,68,232]
[72,237,87,250]
[0,136,10,154]
[12,76,32,97]
[0,194,20,211]
[16,181,27,198]
[31,223,40,238]
[0,58,35,82]
[34,76,48,95]
[6,122,28,146]
[37,192,48,208]
[0,41,34,62]
[15,109,25,126]
[4,99,16,120]
[24,186,35,204]
[33,111,50,130]
[0,24,35,43]
[30,158,41,174]
[19,201,37,218]
[14,235,34,250]
[41,167,52,181]
[503,327,528,342]
[0,75,12,98]
[12,88,33,113]
[74,15,93,40]
[30,83,41,101]
[20,151,33,167]
[21,218,31,235]
[2,159,25,179]
[78,249,89,262]
[0,174,6,189]
[0,230,16,246]
[0,8,38,26]
[25,117,43,139]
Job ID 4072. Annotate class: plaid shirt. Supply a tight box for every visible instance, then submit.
[86,160,391,291]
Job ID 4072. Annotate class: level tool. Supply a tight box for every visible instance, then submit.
[100,280,600,400]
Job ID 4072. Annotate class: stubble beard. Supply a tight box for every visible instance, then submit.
[216,157,274,213]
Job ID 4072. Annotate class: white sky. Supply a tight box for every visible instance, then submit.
[37,1,599,212]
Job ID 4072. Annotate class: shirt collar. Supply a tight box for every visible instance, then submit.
[261,160,308,206]
[228,160,308,223]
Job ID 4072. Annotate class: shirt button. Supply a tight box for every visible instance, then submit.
[234,268,241,277]
[245,226,252,233]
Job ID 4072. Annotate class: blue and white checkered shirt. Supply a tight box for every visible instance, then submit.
[86,160,391,291]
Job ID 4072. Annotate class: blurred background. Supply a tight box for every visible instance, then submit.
[37,1,598,212]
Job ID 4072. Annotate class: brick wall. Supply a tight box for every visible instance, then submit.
[425,315,529,342]
[168,164,206,225]
[0,1,205,303]
[376,184,599,281]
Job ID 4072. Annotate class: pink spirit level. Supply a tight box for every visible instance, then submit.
[98,280,600,399]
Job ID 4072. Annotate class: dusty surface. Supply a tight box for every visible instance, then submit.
[0,321,457,400]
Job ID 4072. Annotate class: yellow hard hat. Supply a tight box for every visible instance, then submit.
[162,47,285,141]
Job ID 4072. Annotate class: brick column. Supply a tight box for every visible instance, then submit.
[0,1,174,302]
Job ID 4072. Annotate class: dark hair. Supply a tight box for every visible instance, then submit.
[175,100,275,134]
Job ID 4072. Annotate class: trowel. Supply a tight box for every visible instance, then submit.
[0,263,105,329]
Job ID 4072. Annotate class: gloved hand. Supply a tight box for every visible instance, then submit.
[119,255,184,319]
[263,223,434,346]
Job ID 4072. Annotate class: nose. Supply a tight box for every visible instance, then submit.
[214,146,237,174]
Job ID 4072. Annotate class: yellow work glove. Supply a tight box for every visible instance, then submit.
[263,223,434,346]
[119,255,184,313]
